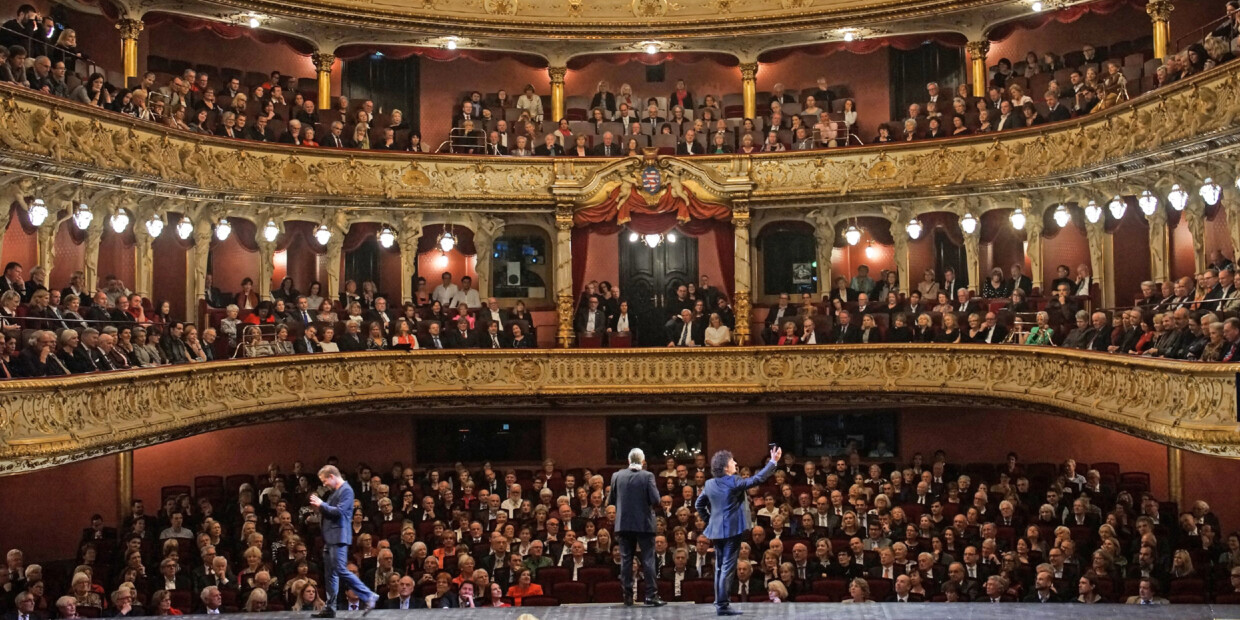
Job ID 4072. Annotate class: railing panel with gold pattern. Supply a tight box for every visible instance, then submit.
[0,346,1236,474]
[0,59,1237,208]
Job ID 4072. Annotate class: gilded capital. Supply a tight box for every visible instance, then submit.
[548,66,568,84]
[965,40,989,61]
[739,62,758,82]
[115,17,144,40]
[312,53,336,74]
[1146,0,1173,22]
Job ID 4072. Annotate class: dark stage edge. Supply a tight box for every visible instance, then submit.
[219,604,1240,619]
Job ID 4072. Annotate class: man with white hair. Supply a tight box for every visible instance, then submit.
[606,448,666,607]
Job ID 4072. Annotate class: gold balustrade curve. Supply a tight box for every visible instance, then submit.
[0,346,1236,474]
[0,60,1238,212]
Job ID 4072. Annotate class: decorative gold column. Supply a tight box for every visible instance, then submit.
[1024,202,1044,293]
[963,228,981,293]
[1168,446,1183,506]
[1147,207,1170,283]
[732,201,752,345]
[1227,192,1240,263]
[1085,217,1109,305]
[35,216,62,285]
[132,220,154,300]
[472,216,506,297]
[398,213,424,305]
[324,233,344,303]
[966,40,990,98]
[549,67,567,123]
[893,223,910,296]
[255,228,277,301]
[555,203,574,349]
[740,63,758,121]
[1148,0,1174,60]
[809,208,835,295]
[312,52,335,111]
[188,219,212,326]
[117,450,133,523]
[1184,199,1207,274]
[115,17,143,84]
[82,217,104,294]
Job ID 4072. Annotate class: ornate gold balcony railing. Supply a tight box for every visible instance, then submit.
[0,346,1236,474]
[0,58,1237,211]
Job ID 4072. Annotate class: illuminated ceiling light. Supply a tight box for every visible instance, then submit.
[215,218,232,241]
[1138,190,1159,216]
[1083,200,1102,224]
[843,31,855,42]
[666,232,677,243]
[1235,175,1240,191]
[445,37,458,50]
[438,228,456,253]
[864,240,878,260]
[145,214,164,238]
[263,219,279,242]
[1009,208,1026,230]
[1052,204,1071,228]
[378,226,396,249]
[644,234,662,248]
[1108,195,1127,220]
[110,208,130,234]
[960,212,978,235]
[1167,184,1189,211]
[176,216,193,240]
[906,218,923,240]
[73,203,93,230]
[27,198,47,227]
[843,223,862,246]
[628,231,640,243]
[248,16,260,28]
[1200,178,1222,206]
[644,41,660,54]
[314,224,332,245]
[1031,0,1043,11]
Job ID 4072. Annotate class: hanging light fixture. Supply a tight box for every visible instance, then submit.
[1200,178,1222,206]
[843,222,862,246]
[215,218,232,241]
[1137,190,1159,216]
[378,225,396,249]
[1031,0,1044,11]
[27,198,47,227]
[643,234,661,248]
[314,224,332,245]
[73,203,92,230]
[176,216,193,240]
[1083,200,1103,224]
[263,219,279,242]
[906,218,923,240]
[437,224,456,253]
[1166,184,1189,211]
[1108,195,1127,220]
[960,212,978,235]
[864,240,878,260]
[145,213,164,238]
[1009,207,1026,230]
[1052,204,1071,228]
[628,231,640,243]
[110,208,130,233]
[666,232,678,244]
[445,36,458,50]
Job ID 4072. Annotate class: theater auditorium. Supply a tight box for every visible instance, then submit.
[0,0,1238,617]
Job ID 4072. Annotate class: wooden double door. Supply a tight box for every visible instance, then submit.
[619,235,698,346]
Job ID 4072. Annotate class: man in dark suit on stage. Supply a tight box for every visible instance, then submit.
[310,465,379,617]
[607,448,667,608]
[696,444,780,616]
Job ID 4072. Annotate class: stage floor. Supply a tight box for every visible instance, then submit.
[239,603,1240,619]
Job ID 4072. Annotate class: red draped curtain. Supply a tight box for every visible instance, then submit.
[567,52,739,70]
[758,33,968,63]
[986,0,1143,41]
[334,45,548,68]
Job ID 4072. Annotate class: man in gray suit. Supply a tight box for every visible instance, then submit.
[606,448,667,607]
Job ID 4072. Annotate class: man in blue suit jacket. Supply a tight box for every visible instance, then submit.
[606,448,667,607]
[311,465,379,617]
[695,445,780,616]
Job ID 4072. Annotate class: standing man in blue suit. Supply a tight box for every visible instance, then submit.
[606,448,667,608]
[311,465,379,617]
[696,444,781,616]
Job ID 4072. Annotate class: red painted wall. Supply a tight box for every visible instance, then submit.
[580,230,620,296]
[50,221,84,290]
[1168,215,1196,281]
[831,235,896,287]
[96,230,134,290]
[0,455,118,563]
[898,406,1171,498]
[417,249,478,297]
[209,236,259,295]
[1182,451,1240,534]
[1041,224,1089,289]
[150,232,187,317]
[1206,209,1231,261]
[1,209,36,273]
[1112,208,1153,298]
[419,57,549,147]
[758,47,892,143]
[544,416,607,468]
